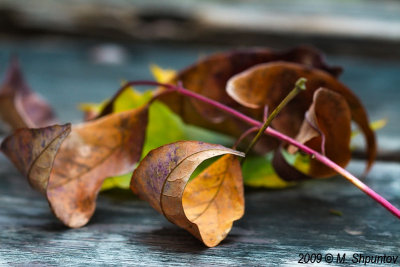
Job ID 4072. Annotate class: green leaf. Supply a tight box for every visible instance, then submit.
[150,64,176,83]
[99,90,186,190]
[81,86,233,191]
[242,153,296,189]
[142,100,187,157]
[242,150,313,188]
[101,172,133,191]
[79,86,153,116]
[351,118,387,138]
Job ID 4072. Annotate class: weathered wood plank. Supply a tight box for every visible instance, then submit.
[1,154,400,266]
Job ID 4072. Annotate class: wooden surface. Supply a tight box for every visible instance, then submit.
[0,40,400,266]
[1,0,400,59]
[1,156,400,266]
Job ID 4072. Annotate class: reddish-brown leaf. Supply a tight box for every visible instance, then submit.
[1,105,148,228]
[0,57,57,131]
[157,46,341,146]
[274,88,352,179]
[226,62,376,172]
[131,141,244,247]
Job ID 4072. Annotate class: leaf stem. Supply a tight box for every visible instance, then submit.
[244,78,307,155]
[117,80,400,220]
[232,127,259,150]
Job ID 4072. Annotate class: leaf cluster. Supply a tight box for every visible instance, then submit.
[0,46,376,247]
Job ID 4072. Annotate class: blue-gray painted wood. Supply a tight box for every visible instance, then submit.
[1,155,400,266]
[0,40,400,266]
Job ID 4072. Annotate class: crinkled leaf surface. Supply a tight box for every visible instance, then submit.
[0,124,71,193]
[0,57,57,130]
[131,141,244,247]
[1,106,148,228]
[227,62,376,173]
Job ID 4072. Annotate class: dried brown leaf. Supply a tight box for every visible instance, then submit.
[274,88,352,179]
[157,46,341,144]
[1,105,148,227]
[0,57,57,130]
[227,62,376,172]
[131,141,244,247]
[1,124,71,193]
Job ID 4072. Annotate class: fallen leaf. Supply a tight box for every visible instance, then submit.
[150,64,177,83]
[81,87,232,191]
[155,46,342,154]
[296,88,352,177]
[182,154,244,247]
[81,88,186,158]
[244,115,386,187]
[131,141,244,247]
[242,153,295,188]
[101,172,133,191]
[0,57,57,130]
[227,62,376,173]
[90,65,173,118]
[79,86,153,121]
[1,105,148,227]
[274,88,352,179]
[159,45,341,124]
[352,118,387,138]
[0,124,71,193]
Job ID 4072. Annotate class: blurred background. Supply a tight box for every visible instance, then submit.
[0,0,399,156]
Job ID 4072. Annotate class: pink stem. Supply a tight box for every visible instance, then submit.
[98,81,177,117]
[123,81,400,219]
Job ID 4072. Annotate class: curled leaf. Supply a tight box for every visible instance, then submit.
[0,57,57,130]
[227,62,376,173]
[131,141,245,247]
[1,105,148,227]
[274,88,352,179]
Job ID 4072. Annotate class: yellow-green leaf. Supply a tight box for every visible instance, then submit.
[150,64,176,83]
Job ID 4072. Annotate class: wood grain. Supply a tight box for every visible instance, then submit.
[1,153,400,266]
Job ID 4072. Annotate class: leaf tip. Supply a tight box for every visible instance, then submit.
[4,55,23,87]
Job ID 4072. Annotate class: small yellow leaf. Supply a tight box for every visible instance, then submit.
[352,118,387,138]
[150,64,176,83]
